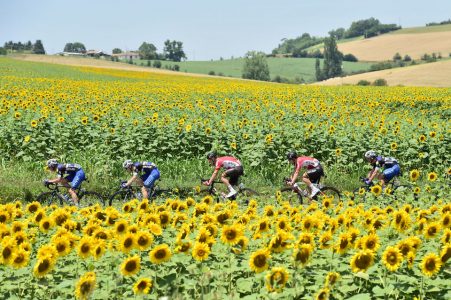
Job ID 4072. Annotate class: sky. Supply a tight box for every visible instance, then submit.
[1,0,450,60]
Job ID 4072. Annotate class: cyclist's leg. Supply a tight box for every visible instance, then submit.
[303,169,321,197]
[221,167,241,197]
[380,165,400,187]
[69,170,85,205]
[142,169,160,199]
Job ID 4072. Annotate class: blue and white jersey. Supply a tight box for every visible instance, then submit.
[372,156,398,170]
[132,161,157,176]
[57,163,82,178]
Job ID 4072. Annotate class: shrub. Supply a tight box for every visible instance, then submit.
[208,71,215,75]
[153,60,162,68]
[343,53,358,62]
[372,78,388,86]
[357,80,371,86]
[403,55,412,62]
[173,65,180,71]
[393,52,402,61]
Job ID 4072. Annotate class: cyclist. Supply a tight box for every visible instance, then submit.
[202,152,244,198]
[286,151,324,199]
[44,159,86,206]
[364,150,401,187]
[122,160,160,199]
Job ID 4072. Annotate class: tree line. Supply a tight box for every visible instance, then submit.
[64,40,186,62]
[273,17,401,56]
[1,40,45,55]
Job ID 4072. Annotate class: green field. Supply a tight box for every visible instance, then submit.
[390,24,451,34]
[129,57,373,82]
[303,36,365,54]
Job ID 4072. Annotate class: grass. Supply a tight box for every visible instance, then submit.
[304,36,365,53]
[128,57,373,82]
[390,24,451,34]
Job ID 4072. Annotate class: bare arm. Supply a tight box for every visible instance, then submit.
[126,175,139,186]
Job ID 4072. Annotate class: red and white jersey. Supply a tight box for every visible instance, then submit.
[295,156,320,172]
[215,156,241,171]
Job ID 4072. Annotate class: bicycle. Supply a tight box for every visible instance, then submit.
[352,176,415,202]
[37,181,105,207]
[280,178,341,205]
[199,178,260,201]
[108,180,173,206]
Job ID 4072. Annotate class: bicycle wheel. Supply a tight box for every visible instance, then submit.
[318,186,341,203]
[280,187,304,204]
[108,190,136,206]
[80,191,105,207]
[36,192,63,206]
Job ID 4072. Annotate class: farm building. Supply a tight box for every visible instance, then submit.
[112,51,140,60]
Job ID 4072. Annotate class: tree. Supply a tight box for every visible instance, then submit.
[163,40,186,62]
[64,42,86,53]
[32,40,45,54]
[25,41,33,51]
[343,53,358,62]
[322,35,343,79]
[393,52,402,61]
[112,48,122,54]
[138,42,157,60]
[329,28,346,40]
[0,47,6,55]
[242,51,270,81]
[315,58,323,81]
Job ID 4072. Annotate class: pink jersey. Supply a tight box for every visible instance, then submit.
[215,156,241,171]
[295,156,320,172]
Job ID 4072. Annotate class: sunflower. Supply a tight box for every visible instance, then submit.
[220,224,243,245]
[440,244,451,264]
[192,242,210,261]
[92,241,106,260]
[370,185,382,197]
[256,218,270,233]
[232,236,249,255]
[77,236,93,259]
[75,271,96,300]
[360,233,380,252]
[350,249,374,273]
[427,172,438,182]
[319,231,333,249]
[133,278,152,295]
[175,240,192,254]
[37,244,58,260]
[265,267,289,292]
[409,169,420,181]
[136,231,153,251]
[382,246,403,272]
[420,253,442,277]
[54,237,71,257]
[33,256,55,278]
[442,229,451,244]
[149,244,172,264]
[325,272,340,288]
[26,201,41,214]
[335,148,342,156]
[335,232,351,254]
[120,255,141,276]
[11,248,30,269]
[159,211,171,227]
[114,220,128,234]
[249,248,271,273]
[396,240,413,257]
[119,233,135,253]
[315,288,330,300]
[293,244,312,266]
[297,232,315,247]
[419,135,427,142]
[424,222,440,239]
[413,186,421,194]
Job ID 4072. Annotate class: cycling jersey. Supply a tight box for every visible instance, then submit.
[295,156,320,173]
[132,161,158,176]
[57,163,82,178]
[214,156,242,171]
[372,156,399,170]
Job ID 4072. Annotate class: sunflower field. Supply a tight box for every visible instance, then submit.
[0,192,450,299]
[0,56,450,299]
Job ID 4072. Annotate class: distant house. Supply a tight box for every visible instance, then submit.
[112,51,140,60]
[86,50,110,58]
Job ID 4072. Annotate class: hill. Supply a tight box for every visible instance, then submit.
[336,24,451,61]
[314,59,451,87]
[12,54,373,83]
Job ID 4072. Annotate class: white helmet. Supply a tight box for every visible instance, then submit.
[364,150,377,159]
[123,160,133,169]
[47,158,58,168]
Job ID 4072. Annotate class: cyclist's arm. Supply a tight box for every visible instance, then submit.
[125,175,139,187]
[206,169,219,185]
[48,177,63,184]
[368,167,380,182]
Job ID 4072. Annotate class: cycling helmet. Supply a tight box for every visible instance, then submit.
[206,152,217,160]
[364,150,377,159]
[47,158,58,169]
[123,159,133,169]
[286,151,298,160]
